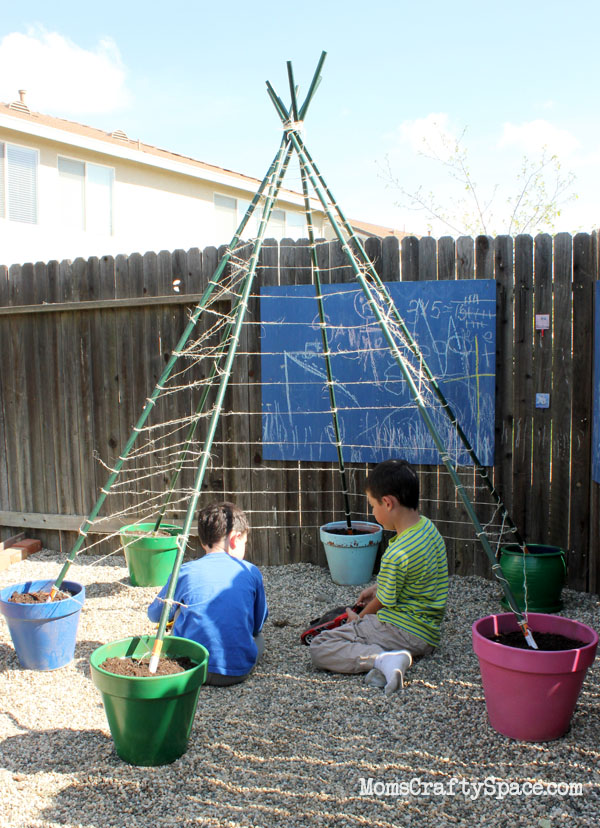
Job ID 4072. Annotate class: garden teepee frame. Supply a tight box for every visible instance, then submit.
[50,52,537,667]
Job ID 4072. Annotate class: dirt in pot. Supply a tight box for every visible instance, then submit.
[326,528,374,536]
[488,631,587,650]
[100,656,198,677]
[122,530,173,538]
[9,589,73,604]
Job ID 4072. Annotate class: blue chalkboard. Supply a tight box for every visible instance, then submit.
[260,280,496,465]
[593,281,600,484]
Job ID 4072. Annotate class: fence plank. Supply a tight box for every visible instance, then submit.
[530,234,553,544]
[401,236,419,282]
[570,233,594,589]
[400,238,440,564]
[0,266,10,538]
[549,234,573,552]
[589,232,600,591]
[475,236,495,279]
[455,237,478,575]
[253,239,281,566]
[419,236,437,281]
[512,235,534,539]
[493,235,515,532]
[435,237,465,574]
[381,236,399,282]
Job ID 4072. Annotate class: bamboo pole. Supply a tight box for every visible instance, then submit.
[297,159,352,530]
[291,135,526,554]
[49,134,291,597]
[148,135,293,671]
[274,112,536,646]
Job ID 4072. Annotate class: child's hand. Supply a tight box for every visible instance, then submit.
[345,606,360,621]
[357,585,377,604]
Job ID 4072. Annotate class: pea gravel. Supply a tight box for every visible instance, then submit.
[1,549,599,828]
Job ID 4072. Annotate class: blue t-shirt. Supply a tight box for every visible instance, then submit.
[147,553,268,676]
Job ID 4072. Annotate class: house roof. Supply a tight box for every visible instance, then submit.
[348,218,413,241]
[0,99,282,191]
[0,98,410,235]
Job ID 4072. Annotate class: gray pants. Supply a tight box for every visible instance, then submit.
[205,632,265,687]
[309,614,434,674]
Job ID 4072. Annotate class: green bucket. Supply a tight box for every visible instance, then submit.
[90,635,208,766]
[499,543,567,613]
[119,523,182,587]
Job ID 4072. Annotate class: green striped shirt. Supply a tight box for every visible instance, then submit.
[376,516,448,646]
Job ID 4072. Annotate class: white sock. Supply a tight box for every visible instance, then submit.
[364,668,386,688]
[373,650,413,696]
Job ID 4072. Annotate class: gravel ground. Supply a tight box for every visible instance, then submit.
[1,549,599,828]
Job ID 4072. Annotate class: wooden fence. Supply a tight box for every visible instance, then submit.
[0,233,598,592]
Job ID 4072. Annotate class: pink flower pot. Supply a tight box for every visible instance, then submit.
[472,613,598,742]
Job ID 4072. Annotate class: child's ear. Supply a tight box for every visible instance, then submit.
[381,495,395,511]
[228,530,244,549]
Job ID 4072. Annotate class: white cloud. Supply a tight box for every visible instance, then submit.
[498,119,580,157]
[0,27,130,115]
[394,112,459,162]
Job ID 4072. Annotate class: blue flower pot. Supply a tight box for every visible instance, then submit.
[0,579,85,670]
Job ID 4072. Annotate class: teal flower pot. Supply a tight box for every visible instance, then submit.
[320,521,382,585]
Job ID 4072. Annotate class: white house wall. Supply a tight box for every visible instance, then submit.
[1,123,328,268]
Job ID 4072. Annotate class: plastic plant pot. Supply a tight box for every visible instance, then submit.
[119,523,182,587]
[320,521,382,585]
[472,612,598,741]
[89,634,208,766]
[499,543,567,613]
[0,579,85,670]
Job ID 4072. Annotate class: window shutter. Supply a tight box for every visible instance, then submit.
[7,144,37,224]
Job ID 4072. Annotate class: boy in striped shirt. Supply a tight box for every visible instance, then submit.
[310,459,448,695]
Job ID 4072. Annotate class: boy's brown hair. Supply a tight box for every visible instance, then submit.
[365,459,419,510]
[197,502,249,548]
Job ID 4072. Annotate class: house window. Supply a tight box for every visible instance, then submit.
[0,141,38,224]
[214,193,309,242]
[58,156,114,234]
[269,208,286,238]
[214,193,238,241]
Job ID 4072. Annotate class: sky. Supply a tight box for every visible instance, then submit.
[1,0,598,238]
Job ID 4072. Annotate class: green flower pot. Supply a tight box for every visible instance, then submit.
[119,523,182,587]
[499,544,567,613]
[90,635,209,766]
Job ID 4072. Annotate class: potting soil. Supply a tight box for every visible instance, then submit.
[9,589,73,603]
[100,656,197,676]
[488,631,586,650]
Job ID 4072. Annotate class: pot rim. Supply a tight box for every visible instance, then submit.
[472,612,598,674]
[320,520,382,534]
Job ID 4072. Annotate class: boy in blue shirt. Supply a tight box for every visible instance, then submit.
[148,502,268,686]
[310,459,448,695]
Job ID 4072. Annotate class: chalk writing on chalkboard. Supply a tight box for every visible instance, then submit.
[260,280,496,466]
[593,281,600,484]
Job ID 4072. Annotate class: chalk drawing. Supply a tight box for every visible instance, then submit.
[260,279,496,465]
